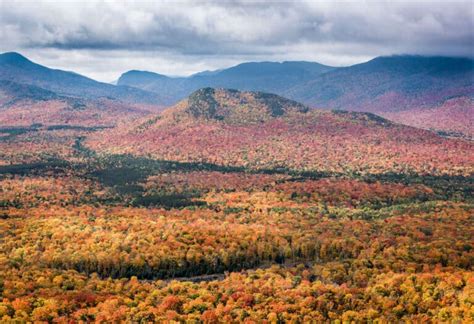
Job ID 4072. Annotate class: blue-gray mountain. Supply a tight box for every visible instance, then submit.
[118,61,335,106]
[118,55,474,112]
[0,52,163,105]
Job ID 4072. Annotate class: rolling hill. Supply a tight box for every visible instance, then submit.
[87,88,473,176]
[0,80,150,127]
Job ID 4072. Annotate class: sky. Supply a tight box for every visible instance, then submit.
[1,0,473,82]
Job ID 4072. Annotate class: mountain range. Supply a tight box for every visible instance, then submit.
[0,52,472,136]
[117,55,473,113]
[118,55,473,137]
[118,61,335,105]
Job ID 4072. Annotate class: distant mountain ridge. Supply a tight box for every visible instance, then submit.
[118,61,336,105]
[118,55,474,113]
[286,55,474,113]
[3,52,472,113]
[0,52,162,105]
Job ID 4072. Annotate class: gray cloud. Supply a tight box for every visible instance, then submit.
[1,0,473,81]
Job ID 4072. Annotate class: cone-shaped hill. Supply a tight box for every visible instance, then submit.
[165,87,309,123]
[86,88,473,175]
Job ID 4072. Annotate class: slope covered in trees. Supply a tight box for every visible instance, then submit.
[0,86,472,322]
[87,88,474,176]
[1,166,472,321]
[0,79,153,128]
[381,96,474,139]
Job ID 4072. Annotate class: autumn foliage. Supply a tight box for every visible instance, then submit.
[87,89,474,176]
[1,88,473,322]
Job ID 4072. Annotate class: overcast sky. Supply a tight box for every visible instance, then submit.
[1,0,473,82]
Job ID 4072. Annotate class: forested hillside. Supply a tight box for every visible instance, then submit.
[88,88,474,176]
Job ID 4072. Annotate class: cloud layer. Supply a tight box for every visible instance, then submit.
[1,0,473,81]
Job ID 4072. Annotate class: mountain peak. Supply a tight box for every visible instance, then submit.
[0,52,33,65]
[186,87,219,119]
[182,87,309,122]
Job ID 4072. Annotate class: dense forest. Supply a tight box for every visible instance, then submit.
[0,114,473,322]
